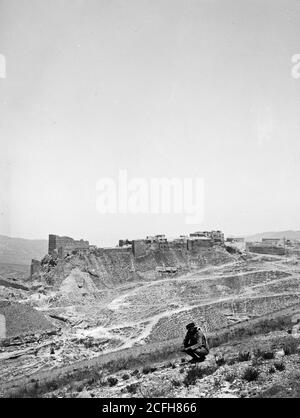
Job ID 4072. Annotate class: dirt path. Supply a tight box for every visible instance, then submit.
[81,288,300,350]
[75,255,300,350]
[107,265,285,311]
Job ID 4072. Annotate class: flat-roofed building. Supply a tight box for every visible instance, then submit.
[262,238,282,246]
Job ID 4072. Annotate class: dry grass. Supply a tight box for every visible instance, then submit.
[282,337,299,355]
[139,381,175,398]
[242,367,259,382]
[183,364,217,387]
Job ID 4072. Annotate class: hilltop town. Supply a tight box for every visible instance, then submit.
[29,229,300,282]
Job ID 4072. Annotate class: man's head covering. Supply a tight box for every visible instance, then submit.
[186,322,196,330]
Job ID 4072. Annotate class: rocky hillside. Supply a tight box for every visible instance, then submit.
[0,235,47,266]
[0,301,56,339]
[35,246,234,289]
[6,327,300,398]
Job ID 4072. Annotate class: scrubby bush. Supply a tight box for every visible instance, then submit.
[142,366,151,375]
[224,370,236,383]
[126,383,139,394]
[253,348,274,360]
[107,377,118,387]
[183,364,217,387]
[274,361,285,371]
[122,373,130,380]
[242,367,259,382]
[261,351,274,360]
[171,379,182,387]
[238,351,251,362]
[269,365,276,374]
[214,354,226,367]
[283,338,299,356]
[142,365,157,375]
[183,367,204,387]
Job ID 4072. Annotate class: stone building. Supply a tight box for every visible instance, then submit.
[118,239,132,247]
[246,243,285,256]
[190,230,224,244]
[187,237,214,251]
[227,237,245,243]
[48,235,89,258]
[146,235,167,244]
[169,237,187,249]
[261,238,282,246]
[132,240,148,258]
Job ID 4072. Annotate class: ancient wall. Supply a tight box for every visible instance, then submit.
[132,240,148,258]
[187,238,213,251]
[190,230,224,243]
[168,240,186,250]
[30,259,41,279]
[48,235,89,257]
[262,238,282,245]
[247,245,285,256]
[48,235,57,253]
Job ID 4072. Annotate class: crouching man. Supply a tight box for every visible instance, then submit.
[181,322,209,363]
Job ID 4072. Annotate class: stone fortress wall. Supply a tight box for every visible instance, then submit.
[126,231,225,259]
[48,235,90,258]
[30,231,228,282]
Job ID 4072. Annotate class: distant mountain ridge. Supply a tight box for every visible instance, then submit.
[244,230,300,242]
[0,235,47,266]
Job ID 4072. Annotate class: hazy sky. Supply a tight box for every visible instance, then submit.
[1,0,300,246]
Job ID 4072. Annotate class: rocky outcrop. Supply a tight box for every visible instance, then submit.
[34,246,234,290]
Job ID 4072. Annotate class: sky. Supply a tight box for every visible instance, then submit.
[1,0,300,246]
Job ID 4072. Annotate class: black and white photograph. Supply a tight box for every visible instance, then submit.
[1,0,300,403]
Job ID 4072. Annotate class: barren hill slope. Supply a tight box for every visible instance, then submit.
[35,246,234,289]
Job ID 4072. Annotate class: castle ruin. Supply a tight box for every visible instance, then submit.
[48,234,90,258]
